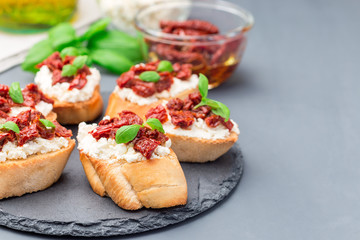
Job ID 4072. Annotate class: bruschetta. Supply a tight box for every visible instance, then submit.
[0,83,56,123]
[0,109,75,199]
[105,61,198,119]
[145,91,240,163]
[35,52,103,124]
[77,111,187,210]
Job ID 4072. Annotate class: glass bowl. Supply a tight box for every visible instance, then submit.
[135,0,254,88]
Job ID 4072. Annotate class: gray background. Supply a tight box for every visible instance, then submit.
[1,0,359,239]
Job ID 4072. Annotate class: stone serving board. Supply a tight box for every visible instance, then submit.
[0,68,244,237]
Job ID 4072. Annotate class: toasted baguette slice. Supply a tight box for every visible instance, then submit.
[46,111,57,121]
[53,86,103,124]
[105,88,196,119]
[79,149,187,210]
[0,139,75,199]
[167,131,238,163]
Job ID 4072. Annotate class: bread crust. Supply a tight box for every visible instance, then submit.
[167,131,238,163]
[46,111,57,121]
[105,88,196,119]
[53,86,103,124]
[0,139,75,199]
[79,149,187,210]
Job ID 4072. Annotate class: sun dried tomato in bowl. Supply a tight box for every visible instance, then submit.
[135,0,254,88]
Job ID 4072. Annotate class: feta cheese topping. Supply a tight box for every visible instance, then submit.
[77,121,171,163]
[114,74,199,105]
[35,65,101,103]
[0,137,69,162]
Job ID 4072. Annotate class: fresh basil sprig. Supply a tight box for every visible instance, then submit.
[0,121,20,133]
[9,82,24,104]
[22,18,144,75]
[157,60,173,72]
[115,118,165,144]
[139,71,160,82]
[61,55,88,77]
[194,74,230,121]
[39,119,56,129]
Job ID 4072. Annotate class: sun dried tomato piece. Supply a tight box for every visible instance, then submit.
[192,105,212,119]
[0,97,11,113]
[0,132,10,151]
[63,55,76,65]
[131,80,156,97]
[169,110,194,129]
[145,129,168,145]
[52,69,74,86]
[90,125,116,140]
[166,98,184,111]
[133,136,161,159]
[17,124,39,146]
[22,83,55,107]
[0,110,8,119]
[131,63,158,75]
[54,121,72,138]
[37,122,55,140]
[6,109,31,129]
[0,84,9,98]
[155,72,173,93]
[173,63,192,80]
[36,52,63,71]
[117,71,135,88]
[222,119,234,131]
[155,44,205,66]
[160,20,219,35]
[145,105,168,123]
[68,74,87,90]
[205,115,222,128]
[118,111,144,126]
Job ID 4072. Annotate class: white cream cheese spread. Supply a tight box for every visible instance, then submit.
[0,137,69,162]
[77,120,171,163]
[114,74,199,105]
[35,65,101,103]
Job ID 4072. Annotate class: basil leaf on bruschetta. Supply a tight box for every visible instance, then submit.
[39,119,56,129]
[146,118,165,133]
[157,60,174,73]
[139,71,160,82]
[0,121,20,133]
[9,82,24,104]
[115,124,141,144]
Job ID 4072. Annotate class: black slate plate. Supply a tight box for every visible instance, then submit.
[0,67,244,237]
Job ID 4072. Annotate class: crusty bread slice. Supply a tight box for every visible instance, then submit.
[105,88,196,119]
[46,111,57,121]
[79,149,187,210]
[0,139,75,199]
[53,86,103,125]
[167,131,238,163]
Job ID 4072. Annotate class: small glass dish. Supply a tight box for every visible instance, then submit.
[135,0,254,88]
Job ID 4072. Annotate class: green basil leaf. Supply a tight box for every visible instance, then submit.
[39,119,56,129]
[194,98,230,121]
[60,47,79,58]
[61,64,78,77]
[206,99,230,121]
[198,73,208,98]
[146,118,165,133]
[9,82,24,104]
[115,125,141,144]
[87,30,143,62]
[21,39,54,73]
[0,121,20,133]
[72,55,88,69]
[79,18,110,41]
[48,23,77,50]
[90,49,133,74]
[139,71,160,82]
[137,31,149,61]
[157,60,173,72]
